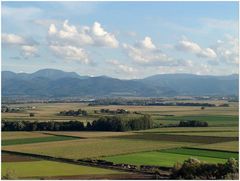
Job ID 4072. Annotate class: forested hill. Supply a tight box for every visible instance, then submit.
[2,69,238,97]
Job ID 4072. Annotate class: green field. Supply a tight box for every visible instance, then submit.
[103,151,227,167]
[160,147,238,159]
[2,160,120,178]
[2,135,79,146]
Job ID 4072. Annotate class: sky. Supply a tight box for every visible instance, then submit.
[2,1,239,79]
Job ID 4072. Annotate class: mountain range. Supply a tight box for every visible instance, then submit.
[2,69,239,98]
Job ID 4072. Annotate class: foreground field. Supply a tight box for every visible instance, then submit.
[2,160,121,179]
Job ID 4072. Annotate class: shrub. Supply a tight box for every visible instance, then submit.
[171,158,239,179]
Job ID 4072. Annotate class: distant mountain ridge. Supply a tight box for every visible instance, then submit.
[2,69,239,97]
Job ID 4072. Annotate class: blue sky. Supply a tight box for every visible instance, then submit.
[2,1,239,79]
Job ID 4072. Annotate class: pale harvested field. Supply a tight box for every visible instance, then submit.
[2,138,196,159]
[43,131,136,138]
[1,132,49,140]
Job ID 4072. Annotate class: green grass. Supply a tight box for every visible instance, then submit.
[2,135,79,146]
[103,151,227,167]
[160,148,238,159]
[2,160,120,178]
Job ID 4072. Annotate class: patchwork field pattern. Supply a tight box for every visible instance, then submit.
[1,102,239,179]
[2,138,195,159]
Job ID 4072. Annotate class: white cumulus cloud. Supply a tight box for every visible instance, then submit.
[212,35,239,65]
[50,45,89,64]
[123,36,187,66]
[21,45,38,57]
[2,33,38,58]
[175,39,217,59]
[48,20,118,48]
[2,33,26,45]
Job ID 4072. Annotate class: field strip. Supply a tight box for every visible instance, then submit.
[102,151,228,167]
[158,147,238,159]
[2,160,122,178]
[41,132,86,139]
[112,133,238,144]
[40,131,136,139]
[190,141,239,152]
[2,131,50,140]
[2,135,80,146]
[139,130,238,133]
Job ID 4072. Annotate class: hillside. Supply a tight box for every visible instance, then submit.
[2,69,238,97]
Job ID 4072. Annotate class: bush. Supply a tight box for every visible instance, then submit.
[171,158,239,179]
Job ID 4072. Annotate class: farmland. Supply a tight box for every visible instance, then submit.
[1,100,239,179]
[2,157,122,179]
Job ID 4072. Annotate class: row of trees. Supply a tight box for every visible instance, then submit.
[2,120,85,131]
[99,109,130,114]
[2,115,153,131]
[178,120,208,127]
[59,109,88,116]
[89,115,153,131]
[171,158,238,179]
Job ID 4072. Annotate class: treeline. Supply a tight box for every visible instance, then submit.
[2,115,153,131]
[2,120,85,131]
[88,98,216,107]
[59,109,88,116]
[88,115,153,131]
[98,109,129,114]
[171,158,238,179]
[178,120,208,127]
